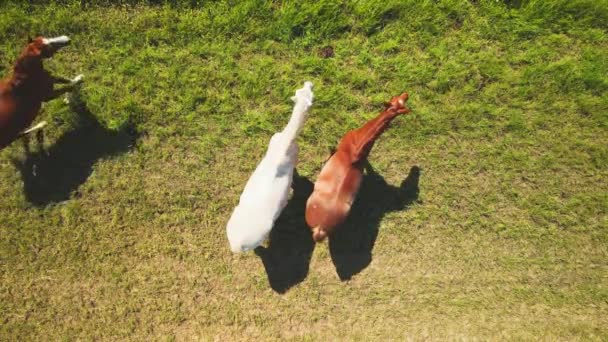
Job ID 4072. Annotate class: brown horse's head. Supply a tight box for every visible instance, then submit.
[384,92,410,114]
[24,35,71,59]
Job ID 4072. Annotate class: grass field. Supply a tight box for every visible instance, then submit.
[1,0,607,340]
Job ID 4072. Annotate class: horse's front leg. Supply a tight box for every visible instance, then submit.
[51,75,72,84]
[52,74,84,86]
[47,74,84,100]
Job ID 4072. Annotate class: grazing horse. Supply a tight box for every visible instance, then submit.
[0,36,83,150]
[305,92,411,242]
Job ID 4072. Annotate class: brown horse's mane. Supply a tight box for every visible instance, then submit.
[9,39,46,89]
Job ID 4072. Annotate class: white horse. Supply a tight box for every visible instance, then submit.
[226,81,314,253]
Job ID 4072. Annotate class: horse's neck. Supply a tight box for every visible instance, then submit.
[12,56,43,81]
[9,56,45,93]
[282,108,307,142]
[346,107,403,163]
[268,102,309,165]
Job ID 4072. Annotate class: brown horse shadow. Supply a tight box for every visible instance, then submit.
[11,90,138,206]
[329,163,421,280]
[255,164,420,292]
[255,169,316,294]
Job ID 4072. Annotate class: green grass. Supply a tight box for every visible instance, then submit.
[1,0,607,340]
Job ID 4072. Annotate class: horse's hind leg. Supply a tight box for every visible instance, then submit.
[20,121,47,136]
[21,132,31,155]
[50,74,84,103]
[35,129,47,156]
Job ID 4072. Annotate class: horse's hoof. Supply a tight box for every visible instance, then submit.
[71,74,84,84]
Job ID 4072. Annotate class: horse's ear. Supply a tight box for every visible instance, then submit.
[384,101,391,108]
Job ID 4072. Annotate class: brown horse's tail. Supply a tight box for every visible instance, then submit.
[312,226,328,242]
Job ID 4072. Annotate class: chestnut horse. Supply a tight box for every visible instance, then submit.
[0,36,83,150]
[305,92,411,242]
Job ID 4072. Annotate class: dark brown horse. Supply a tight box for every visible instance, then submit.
[305,92,411,242]
[0,36,83,150]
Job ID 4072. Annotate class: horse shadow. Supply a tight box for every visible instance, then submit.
[329,162,421,281]
[11,90,138,206]
[255,170,316,294]
[255,163,421,292]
